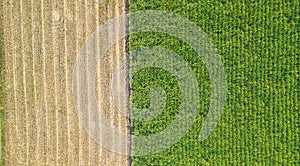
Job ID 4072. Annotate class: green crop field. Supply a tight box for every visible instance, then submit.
[129,0,299,165]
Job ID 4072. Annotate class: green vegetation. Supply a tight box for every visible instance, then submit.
[129,0,299,165]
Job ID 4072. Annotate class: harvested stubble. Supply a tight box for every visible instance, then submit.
[2,0,130,165]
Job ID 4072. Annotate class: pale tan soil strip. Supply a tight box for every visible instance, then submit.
[84,0,91,165]
[30,0,39,165]
[108,1,114,165]
[9,1,18,164]
[114,0,122,165]
[64,1,80,165]
[23,1,36,164]
[95,0,102,164]
[75,1,87,165]
[41,1,50,165]
[31,1,42,165]
[52,1,60,165]
[12,1,25,164]
[53,1,70,164]
[63,0,71,165]
[89,0,100,165]
[84,2,91,165]
[74,0,81,164]
[22,1,34,164]
[35,1,48,164]
[20,1,29,164]
[53,2,63,165]
[1,2,8,163]
[3,1,13,164]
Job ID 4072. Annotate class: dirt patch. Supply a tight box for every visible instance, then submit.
[2,0,130,165]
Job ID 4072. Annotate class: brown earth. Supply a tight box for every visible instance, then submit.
[2,0,130,165]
